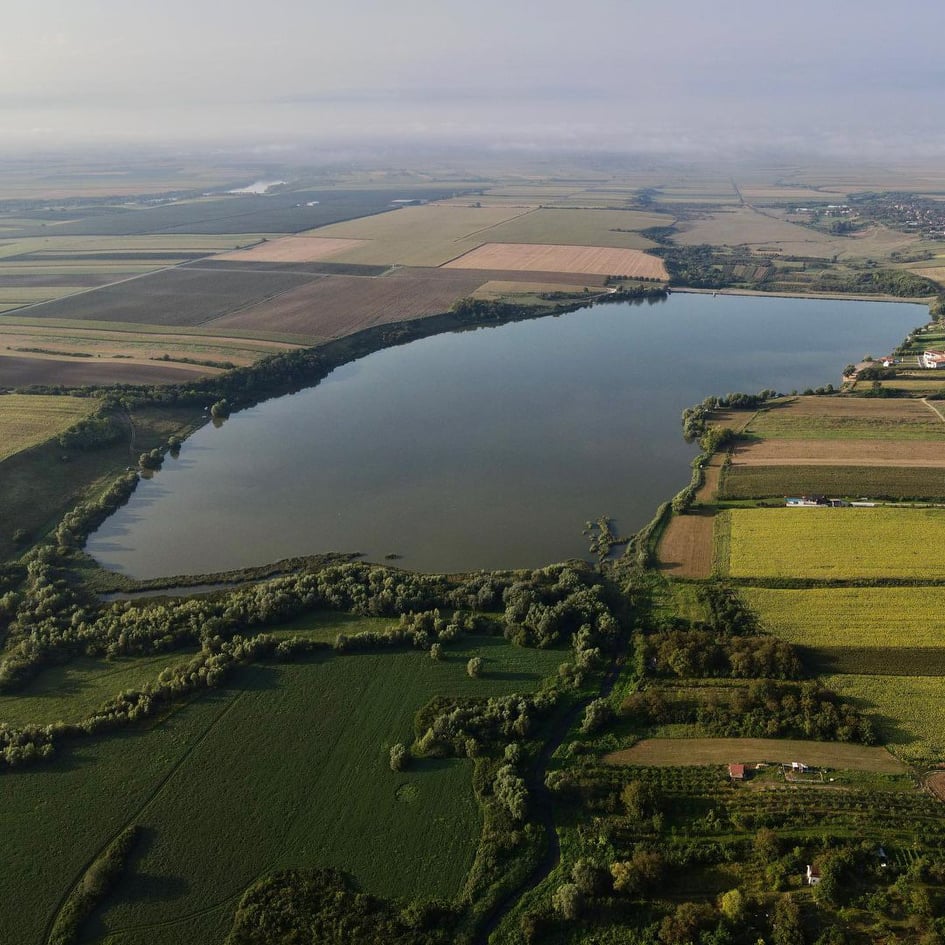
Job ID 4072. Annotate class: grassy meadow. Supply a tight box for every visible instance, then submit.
[0,636,564,945]
[0,393,97,461]
[744,397,945,440]
[719,507,945,579]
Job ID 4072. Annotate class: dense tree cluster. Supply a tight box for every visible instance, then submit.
[56,412,124,450]
[502,566,620,665]
[625,679,876,743]
[640,630,801,680]
[226,868,455,945]
[48,826,142,945]
[415,691,558,759]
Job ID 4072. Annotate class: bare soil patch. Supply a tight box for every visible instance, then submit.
[209,268,606,342]
[214,237,368,264]
[927,771,945,802]
[0,354,216,388]
[657,512,715,578]
[443,243,668,279]
[604,738,905,773]
[733,438,945,467]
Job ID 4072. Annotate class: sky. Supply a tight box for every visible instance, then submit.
[2,0,944,157]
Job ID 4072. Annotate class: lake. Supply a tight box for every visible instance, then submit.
[87,292,925,578]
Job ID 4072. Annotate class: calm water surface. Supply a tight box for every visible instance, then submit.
[88,293,925,577]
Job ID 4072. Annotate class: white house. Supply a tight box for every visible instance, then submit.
[922,350,945,369]
[806,865,822,886]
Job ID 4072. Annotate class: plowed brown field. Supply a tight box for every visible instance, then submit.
[657,512,715,578]
[0,354,216,388]
[732,439,945,467]
[442,243,668,278]
[209,268,607,342]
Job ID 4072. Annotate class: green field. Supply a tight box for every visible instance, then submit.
[823,674,945,764]
[0,393,97,461]
[0,636,563,945]
[720,507,945,579]
[720,464,945,499]
[0,653,197,726]
[743,587,945,649]
[477,207,672,250]
[744,399,945,440]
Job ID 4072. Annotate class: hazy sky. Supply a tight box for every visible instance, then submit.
[3,0,944,155]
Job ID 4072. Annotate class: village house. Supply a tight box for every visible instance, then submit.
[806,864,822,886]
[922,350,945,369]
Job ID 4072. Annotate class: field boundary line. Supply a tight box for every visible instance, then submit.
[452,208,537,242]
[2,263,185,319]
[40,689,246,945]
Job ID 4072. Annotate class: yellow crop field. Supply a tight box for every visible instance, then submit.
[0,394,97,461]
[301,205,528,267]
[214,236,367,263]
[743,587,945,648]
[443,243,668,278]
[720,507,945,579]
[822,674,945,764]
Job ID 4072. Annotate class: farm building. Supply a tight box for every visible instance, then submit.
[921,350,945,369]
[785,496,847,508]
[728,763,747,781]
[806,865,822,886]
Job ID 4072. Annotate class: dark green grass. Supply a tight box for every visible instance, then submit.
[0,653,197,726]
[0,637,563,945]
[800,645,945,677]
[19,268,320,327]
[720,464,945,500]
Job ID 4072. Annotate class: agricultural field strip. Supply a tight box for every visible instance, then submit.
[0,394,97,461]
[721,507,945,579]
[743,587,945,649]
[603,738,905,772]
[744,397,945,440]
[822,674,945,764]
[732,439,945,466]
[0,314,312,345]
[0,355,222,388]
[442,242,668,278]
[657,514,714,579]
[15,266,322,328]
[0,321,299,365]
[291,204,532,268]
[720,464,945,500]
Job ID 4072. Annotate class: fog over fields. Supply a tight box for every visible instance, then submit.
[2,0,943,156]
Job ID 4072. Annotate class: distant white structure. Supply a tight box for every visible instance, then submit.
[806,864,822,886]
[922,350,945,369]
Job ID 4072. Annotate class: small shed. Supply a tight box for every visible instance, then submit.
[806,864,821,886]
[728,763,746,781]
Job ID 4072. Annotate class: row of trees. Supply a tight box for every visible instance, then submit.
[624,679,876,743]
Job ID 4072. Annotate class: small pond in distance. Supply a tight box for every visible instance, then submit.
[87,293,925,577]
